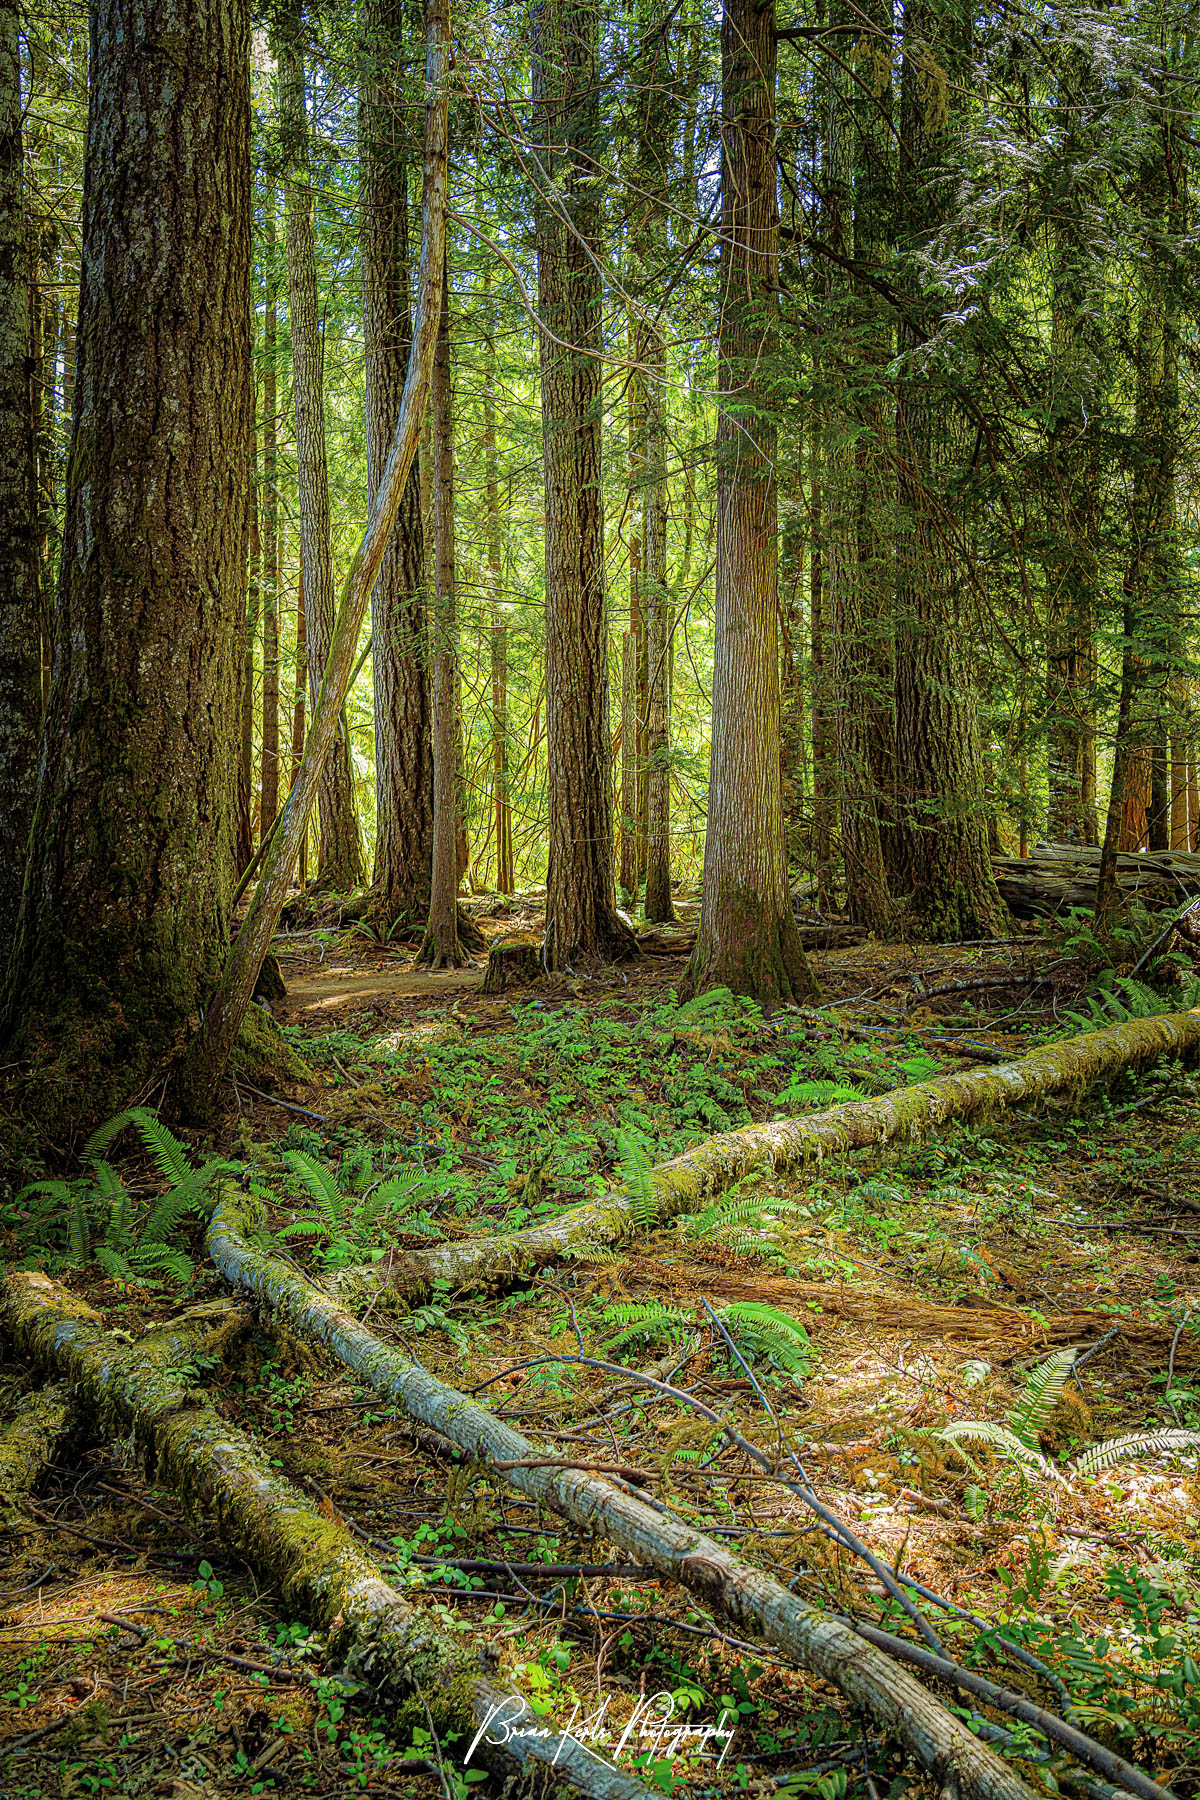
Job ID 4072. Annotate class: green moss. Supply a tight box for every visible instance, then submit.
[232,1005,313,1086]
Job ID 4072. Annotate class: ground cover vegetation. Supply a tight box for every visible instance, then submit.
[4,0,1200,1795]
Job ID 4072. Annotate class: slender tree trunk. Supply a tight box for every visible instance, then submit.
[237,426,260,873]
[279,6,363,892]
[292,565,308,886]
[1171,728,1190,851]
[481,261,513,895]
[0,2,41,949]
[893,0,1005,942]
[531,0,636,967]
[0,0,251,1129]
[683,0,817,1008]
[809,434,834,914]
[362,0,432,930]
[261,194,280,839]
[619,630,638,897]
[419,259,469,968]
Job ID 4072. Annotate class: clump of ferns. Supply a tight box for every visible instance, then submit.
[933,1348,1200,1486]
[676,1185,807,1265]
[14,1107,240,1286]
[276,1148,445,1267]
[599,1296,813,1384]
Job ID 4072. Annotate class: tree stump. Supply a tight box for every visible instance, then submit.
[482,943,544,994]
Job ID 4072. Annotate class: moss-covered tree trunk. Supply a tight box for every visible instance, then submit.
[532,0,637,968]
[362,0,433,932]
[279,5,364,893]
[892,0,1005,943]
[0,0,250,1130]
[684,0,817,1008]
[0,1,42,951]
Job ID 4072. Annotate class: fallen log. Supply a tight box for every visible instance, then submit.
[330,1007,1200,1308]
[207,1189,1040,1800]
[993,845,1200,919]
[0,1271,658,1800]
[0,1382,73,1520]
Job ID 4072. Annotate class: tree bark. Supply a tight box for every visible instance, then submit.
[419,258,471,968]
[176,0,450,1116]
[292,564,307,885]
[532,0,637,968]
[893,0,1005,942]
[0,0,250,1130]
[0,0,41,951]
[279,5,364,893]
[261,192,281,839]
[481,260,513,895]
[361,0,433,931]
[684,0,817,1008]
[237,426,260,873]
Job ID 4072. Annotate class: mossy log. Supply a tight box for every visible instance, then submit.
[993,845,1200,919]
[332,1007,1200,1307]
[0,1271,657,1800]
[207,1191,1037,1800]
[0,1381,73,1519]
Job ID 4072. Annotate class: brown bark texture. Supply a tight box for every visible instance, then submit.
[0,0,250,1128]
[481,262,513,895]
[279,10,364,893]
[532,0,636,968]
[0,3,43,951]
[361,0,433,931]
[684,0,817,1008]
[261,193,281,839]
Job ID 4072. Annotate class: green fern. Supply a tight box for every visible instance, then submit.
[719,1302,812,1379]
[83,1106,195,1187]
[1010,1349,1079,1450]
[1071,1430,1200,1476]
[601,1299,692,1356]
[280,1150,347,1228]
[615,1131,657,1231]
[775,1078,866,1110]
[679,1189,803,1257]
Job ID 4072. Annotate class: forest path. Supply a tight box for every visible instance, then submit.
[277,958,484,1026]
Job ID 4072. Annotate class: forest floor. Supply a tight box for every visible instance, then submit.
[3,901,1200,1799]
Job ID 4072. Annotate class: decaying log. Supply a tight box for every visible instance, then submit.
[208,1190,1037,1800]
[0,1271,657,1800]
[993,844,1200,919]
[331,1007,1200,1308]
[0,1382,73,1519]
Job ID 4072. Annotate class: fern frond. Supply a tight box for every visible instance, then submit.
[1010,1349,1077,1449]
[277,1218,329,1239]
[281,1150,346,1226]
[602,1299,690,1355]
[934,1420,1052,1478]
[94,1244,135,1282]
[106,1188,132,1253]
[68,1191,91,1264]
[83,1107,194,1186]
[720,1302,812,1378]
[131,1244,195,1285]
[15,1178,73,1204]
[615,1131,657,1231]
[1071,1430,1200,1478]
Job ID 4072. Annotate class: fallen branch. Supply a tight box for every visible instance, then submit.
[0,1271,659,1800]
[331,1006,1200,1306]
[208,1189,1038,1800]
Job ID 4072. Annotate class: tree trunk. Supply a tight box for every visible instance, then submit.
[0,0,250,1130]
[893,0,1005,942]
[279,6,364,893]
[237,427,260,873]
[684,0,816,1008]
[825,3,894,937]
[0,1,41,949]
[292,564,307,885]
[531,0,636,968]
[419,258,470,968]
[261,193,281,839]
[361,0,433,931]
[481,260,513,895]
[175,0,450,1116]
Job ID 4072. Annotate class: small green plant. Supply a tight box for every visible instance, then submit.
[12,1106,239,1284]
[599,1297,812,1380]
[934,1350,1200,1480]
[277,1148,446,1266]
[192,1559,225,1600]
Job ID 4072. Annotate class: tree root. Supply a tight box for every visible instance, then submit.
[0,1271,659,1800]
[330,1006,1200,1306]
[208,1189,1041,1800]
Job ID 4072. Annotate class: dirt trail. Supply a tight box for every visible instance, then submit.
[277,959,484,1025]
